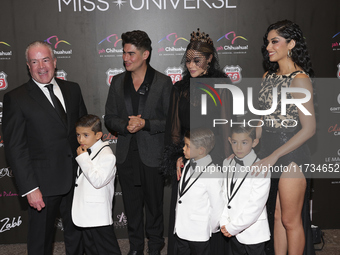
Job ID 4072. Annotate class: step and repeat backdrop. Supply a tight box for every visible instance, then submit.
[0,0,339,244]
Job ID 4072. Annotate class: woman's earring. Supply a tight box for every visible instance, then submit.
[288,50,292,58]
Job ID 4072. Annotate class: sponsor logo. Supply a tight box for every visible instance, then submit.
[0,191,19,197]
[329,93,340,113]
[98,34,123,58]
[0,168,12,178]
[216,31,248,55]
[58,0,237,12]
[55,218,64,231]
[106,68,124,85]
[332,32,340,51]
[0,101,2,126]
[113,212,128,228]
[165,67,183,84]
[328,123,340,136]
[102,132,117,144]
[0,136,4,147]
[158,33,189,56]
[56,70,67,80]
[223,65,242,83]
[0,216,22,233]
[325,149,340,163]
[0,41,12,60]
[0,71,8,90]
[45,36,72,58]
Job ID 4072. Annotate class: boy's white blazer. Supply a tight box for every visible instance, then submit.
[72,140,116,228]
[174,155,225,242]
[220,150,270,245]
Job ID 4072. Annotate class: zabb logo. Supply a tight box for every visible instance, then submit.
[0,216,22,233]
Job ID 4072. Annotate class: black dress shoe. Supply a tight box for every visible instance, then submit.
[127,250,143,255]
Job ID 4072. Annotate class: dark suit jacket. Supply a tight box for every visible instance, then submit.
[104,68,172,167]
[2,78,87,196]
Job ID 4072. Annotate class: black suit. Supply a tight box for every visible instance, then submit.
[105,67,172,252]
[2,78,87,255]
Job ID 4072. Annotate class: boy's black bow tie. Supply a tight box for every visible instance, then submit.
[234,158,244,166]
[190,159,197,170]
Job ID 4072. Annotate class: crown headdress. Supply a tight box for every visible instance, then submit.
[190,28,213,45]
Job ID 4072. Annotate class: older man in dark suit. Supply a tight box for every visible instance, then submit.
[2,41,87,255]
[105,30,172,255]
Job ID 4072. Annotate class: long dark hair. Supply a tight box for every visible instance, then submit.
[261,20,314,77]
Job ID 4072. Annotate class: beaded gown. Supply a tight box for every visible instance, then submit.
[258,71,315,255]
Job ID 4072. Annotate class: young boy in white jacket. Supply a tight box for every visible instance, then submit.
[175,128,224,255]
[72,114,121,255]
[220,126,270,255]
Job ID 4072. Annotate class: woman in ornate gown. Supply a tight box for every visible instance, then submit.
[163,29,233,255]
[254,20,316,255]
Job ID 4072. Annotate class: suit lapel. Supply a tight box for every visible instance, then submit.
[140,71,157,117]
[232,172,249,196]
[57,79,70,129]
[27,79,66,127]
[179,161,212,198]
[138,68,154,116]
[228,157,251,203]
[123,72,134,116]
[226,167,233,200]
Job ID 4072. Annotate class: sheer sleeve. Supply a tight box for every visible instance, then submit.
[162,84,185,179]
[164,85,182,146]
